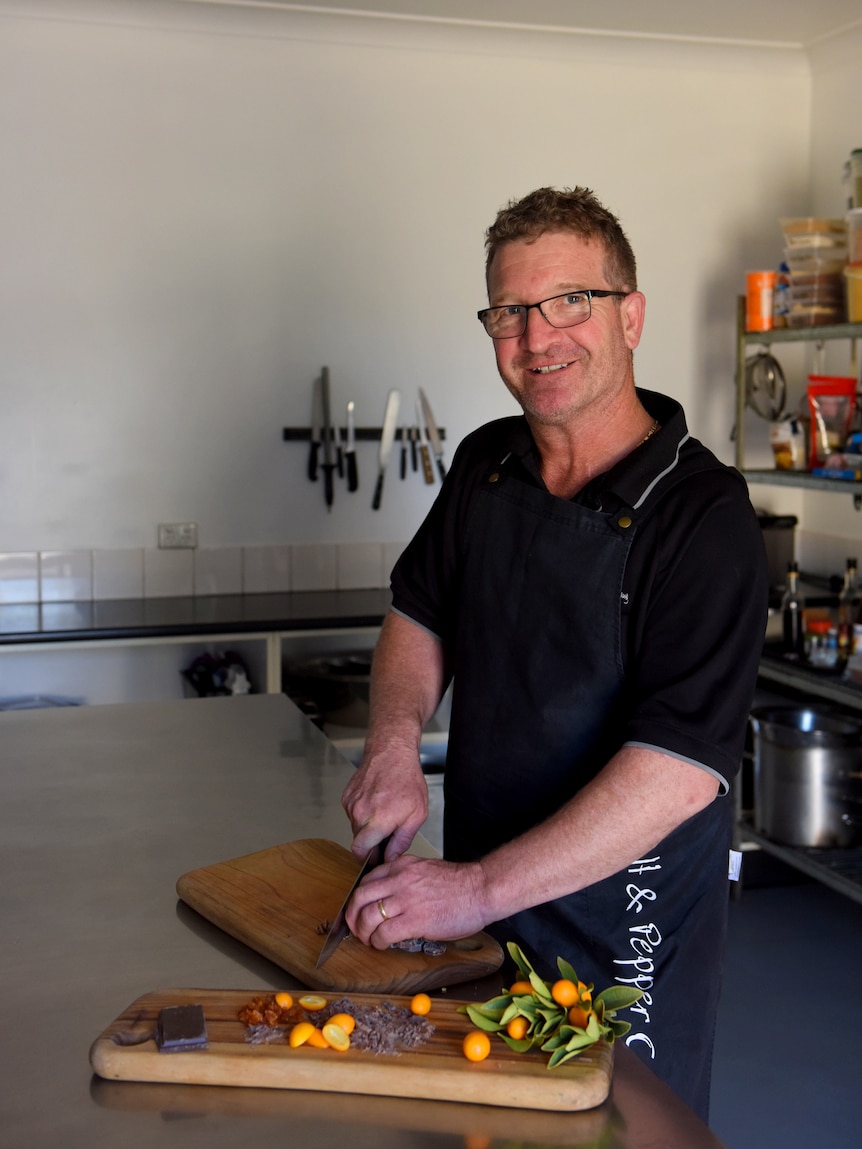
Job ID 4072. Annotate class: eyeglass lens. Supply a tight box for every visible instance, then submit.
[479,292,592,338]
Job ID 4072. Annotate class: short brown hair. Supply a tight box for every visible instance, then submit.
[484,186,637,292]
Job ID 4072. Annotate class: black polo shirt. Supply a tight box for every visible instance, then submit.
[391,388,768,790]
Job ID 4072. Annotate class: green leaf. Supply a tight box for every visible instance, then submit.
[500,1002,521,1025]
[529,971,553,1001]
[500,1035,534,1054]
[556,956,579,984]
[462,1005,505,1032]
[607,1018,632,1039]
[476,994,515,1014]
[594,986,643,1013]
[507,942,534,980]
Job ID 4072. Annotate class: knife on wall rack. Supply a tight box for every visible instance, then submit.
[419,388,447,481]
[372,389,401,510]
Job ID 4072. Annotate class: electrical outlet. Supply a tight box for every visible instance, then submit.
[158,522,198,549]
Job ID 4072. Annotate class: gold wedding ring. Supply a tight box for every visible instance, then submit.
[377,899,388,921]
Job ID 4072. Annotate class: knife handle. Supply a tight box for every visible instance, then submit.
[372,471,384,510]
[346,451,358,492]
[400,443,407,480]
[308,440,320,482]
[410,431,418,471]
[336,443,344,479]
[323,464,334,511]
[436,457,447,481]
[419,445,434,485]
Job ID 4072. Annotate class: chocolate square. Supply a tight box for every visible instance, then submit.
[155,1004,208,1053]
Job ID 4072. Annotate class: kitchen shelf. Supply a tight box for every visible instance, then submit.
[741,318,862,347]
[734,295,862,485]
[743,469,862,496]
[758,644,862,711]
[737,820,862,906]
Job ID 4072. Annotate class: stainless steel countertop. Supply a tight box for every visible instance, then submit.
[0,694,726,1148]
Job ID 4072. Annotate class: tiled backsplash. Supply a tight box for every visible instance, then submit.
[0,543,405,604]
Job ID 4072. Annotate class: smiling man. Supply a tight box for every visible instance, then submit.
[342,186,767,1119]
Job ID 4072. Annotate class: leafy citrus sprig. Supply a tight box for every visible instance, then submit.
[459,942,643,1069]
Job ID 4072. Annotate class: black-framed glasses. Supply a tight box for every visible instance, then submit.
[477,289,629,339]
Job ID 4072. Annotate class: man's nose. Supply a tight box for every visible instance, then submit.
[522,303,557,346]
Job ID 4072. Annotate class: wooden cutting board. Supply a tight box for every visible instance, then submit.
[90,987,613,1112]
[176,838,503,993]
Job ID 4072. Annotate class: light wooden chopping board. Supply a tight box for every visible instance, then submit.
[176,838,503,993]
[90,987,613,1112]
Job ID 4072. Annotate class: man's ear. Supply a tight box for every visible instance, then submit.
[621,291,646,350]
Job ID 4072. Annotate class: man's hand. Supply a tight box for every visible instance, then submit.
[342,746,429,860]
[344,854,490,948]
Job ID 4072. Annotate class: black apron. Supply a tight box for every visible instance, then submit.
[443,457,730,1121]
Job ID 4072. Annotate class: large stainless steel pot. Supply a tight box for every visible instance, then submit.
[750,706,862,848]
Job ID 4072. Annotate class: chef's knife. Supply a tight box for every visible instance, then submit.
[320,366,335,512]
[372,389,401,510]
[419,388,446,481]
[316,835,392,968]
[415,398,435,484]
[335,425,344,480]
[345,401,358,492]
[308,377,322,481]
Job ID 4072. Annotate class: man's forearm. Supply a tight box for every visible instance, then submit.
[363,610,447,757]
[478,746,721,923]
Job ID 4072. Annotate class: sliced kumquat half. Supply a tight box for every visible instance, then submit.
[288,1021,316,1048]
[327,1012,356,1035]
[298,994,328,1011]
[274,992,294,1009]
[305,1026,330,1048]
[462,1030,492,1062]
[321,1022,351,1052]
[410,993,432,1016]
[509,980,533,996]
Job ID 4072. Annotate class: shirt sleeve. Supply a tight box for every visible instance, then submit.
[390,420,513,645]
[621,467,768,790]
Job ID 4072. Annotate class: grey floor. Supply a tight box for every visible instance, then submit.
[710,860,862,1148]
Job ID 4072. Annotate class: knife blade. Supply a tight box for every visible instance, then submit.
[308,377,322,481]
[372,389,401,510]
[335,425,344,480]
[316,835,392,968]
[419,388,446,481]
[415,398,435,484]
[345,401,359,492]
[320,367,335,512]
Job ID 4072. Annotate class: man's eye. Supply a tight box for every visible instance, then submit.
[503,305,525,317]
[563,293,587,306]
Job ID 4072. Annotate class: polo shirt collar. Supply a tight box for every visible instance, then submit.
[509,388,690,510]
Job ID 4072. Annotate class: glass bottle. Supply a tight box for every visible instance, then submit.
[838,557,858,663]
[781,561,805,659]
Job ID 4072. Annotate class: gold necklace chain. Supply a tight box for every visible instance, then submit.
[640,418,660,445]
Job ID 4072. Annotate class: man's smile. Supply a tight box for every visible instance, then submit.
[532,362,572,374]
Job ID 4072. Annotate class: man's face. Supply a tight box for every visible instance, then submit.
[486,231,644,429]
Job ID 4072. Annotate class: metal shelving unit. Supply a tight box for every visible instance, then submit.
[734,295,862,491]
[733,299,862,897]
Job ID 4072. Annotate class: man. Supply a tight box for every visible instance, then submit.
[343,186,767,1118]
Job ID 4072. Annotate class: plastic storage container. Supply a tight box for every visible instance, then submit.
[847,208,862,262]
[845,264,862,322]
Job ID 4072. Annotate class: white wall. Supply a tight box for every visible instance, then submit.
[757,24,862,571]
[1,0,813,558]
